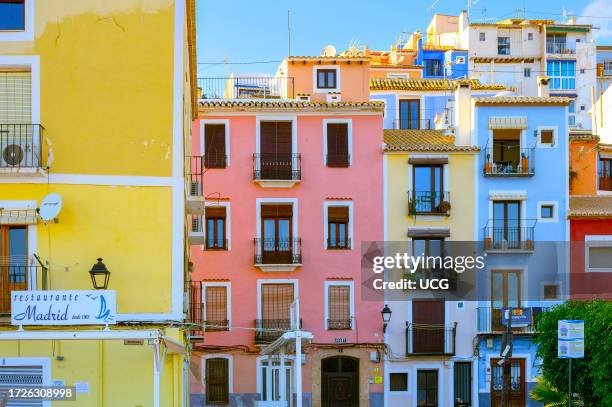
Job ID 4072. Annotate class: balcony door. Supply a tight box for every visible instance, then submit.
[413,165,443,214]
[412,300,445,353]
[493,201,521,249]
[0,226,27,313]
[492,130,520,174]
[260,358,293,406]
[260,121,292,180]
[491,270,521,331]
[599,158,612,191]
[490,358,526,407]
[261,205,293,264]
[399,99,420,129]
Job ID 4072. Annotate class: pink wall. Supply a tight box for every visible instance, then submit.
[191,112,384,394]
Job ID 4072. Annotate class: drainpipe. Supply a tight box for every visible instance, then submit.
[98,340,104,406]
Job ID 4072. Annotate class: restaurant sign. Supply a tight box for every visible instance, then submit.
[11,290,117,326]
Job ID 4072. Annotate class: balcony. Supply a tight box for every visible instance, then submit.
[254,238,302,272]
[483,221,536,253]
[326,238,352,250]
[187,282,229,338]
[198,77,295,100]
[0,255,48,316]
[253,153,301,188]
[405,322,456,356]
[254,319,301,345]
[186,155,205,214]
[599,172,612,191]
[391,119,433,130]
[326,153,350,168]
[0,124,45,175]
[546,42,575,55]
[477,307,548,334]
[327,318,353,330]
[187,215,205,245]
[483,146,535,177]
[408,191,451,216]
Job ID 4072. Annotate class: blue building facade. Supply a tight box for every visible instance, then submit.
[472,96,569,406]
[416,37,468,79]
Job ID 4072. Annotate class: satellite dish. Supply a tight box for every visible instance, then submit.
[39,193,62,222]
[321,45,337,57]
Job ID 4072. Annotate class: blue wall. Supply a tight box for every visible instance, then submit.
[445,50,468,79]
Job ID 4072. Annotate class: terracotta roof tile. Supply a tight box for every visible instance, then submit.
[383,129,479,152]
[370,78,505,91]
[474,96,571,105]
[569,196,612,218]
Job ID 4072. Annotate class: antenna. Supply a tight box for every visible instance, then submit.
[427,0,441,15]
[287,10,291,57]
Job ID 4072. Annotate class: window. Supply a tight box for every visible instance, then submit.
[205,358,229,404]
[568,100,576,127]
[326,122,349,167]
[327,206,349,249]
[540,205,554,219]
[412,238,444,266]
[417,370,438,407]
[497,36,510,55]
[326,283,352,330]
[259,205,295,264]
[585,236,612,272]
[205,206,226,250]
[455,56,465,64]
[546,34,569,53]
[0,70,35,168]
[204,123,226,168]
[317,69,337,89]
[0,225,27,313]
[479,32,486,41]
[399,99,420,129]
[540,129,554,146]
[0,1,25,31]
[599,158,612,191]
[204,285,229,331]
[543,284,558,299]
[492,201,523,249]
[547,60,575,90]
[527,33,533,40]
[454,362,472,406]
[258,283,295,343]
[524,68,531,78]
[424,59,442,77]
[389,373,408,392]
[580,68,585,74]
[257,121,295,181]
[411,164,444,214]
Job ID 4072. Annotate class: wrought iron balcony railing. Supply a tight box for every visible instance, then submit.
[198,77,295,100]
[405,322,456,356]
[186,155,204,196]
[0,124,44,170]
[483,220,536,252]
[392,118,432,130]
[326,238,351,250]
[327,318,353,330]
[203,152,227,169]
[254,319,302,345]
[187,282,230,335]
[253,153,301,181]
[408,190,451,216]
[546,42,575,54]
[477,307,549,334]
[0,255,48,314]
[254,238,302,265]
[483,146,535,176]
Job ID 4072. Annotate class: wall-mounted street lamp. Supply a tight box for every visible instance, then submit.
[89,258,110,290]
[381,304,392,333]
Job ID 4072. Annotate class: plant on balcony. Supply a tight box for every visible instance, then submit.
[437,200,451,213]
[525,239,534,251]
[484,237,493,250]
[521,152,530,174]
[484,153,493,174]
[408,198,418,217]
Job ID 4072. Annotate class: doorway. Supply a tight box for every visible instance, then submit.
[321,356,359,407]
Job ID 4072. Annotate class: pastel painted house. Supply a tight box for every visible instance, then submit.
[188,55,385,407]
[456,79,570,406]
[382,128,480,407]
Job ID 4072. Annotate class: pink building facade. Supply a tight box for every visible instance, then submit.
[188,58,385,407]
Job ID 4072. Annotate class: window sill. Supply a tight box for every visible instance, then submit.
[254,179,300,188]
[254,264,301,272]
[0,167,46,177]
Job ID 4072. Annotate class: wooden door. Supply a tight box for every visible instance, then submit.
[0,226,28,313]
[412,300,445,353]
[321,356,359,407]
[260,121,292,179]
[490,358,526,407]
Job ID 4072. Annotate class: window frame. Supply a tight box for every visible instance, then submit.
[537,201,557,223]
[322,118,352,167]
[202,282,231,331]
[479,32,486,41]
[547,60,576,90]
[389,372,409,392]
[416,369,439,407]
[398,99,421,129]
[314,67,339,91]
[537,127,557,148]
[497,36,511,55]
[200,119,230,167]
[205,206,227,250]
[323,200,353,251]
[323,280,354,331]
[524,67,531,78]
[584,235,612,273]
[0,0,33,41]
[424,59,443,77]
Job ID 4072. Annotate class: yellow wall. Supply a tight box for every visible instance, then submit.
[386,153,477,241]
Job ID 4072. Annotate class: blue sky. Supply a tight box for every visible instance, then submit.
[196,0,612,76]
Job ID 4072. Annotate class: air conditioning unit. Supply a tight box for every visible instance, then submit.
[1,142,31,168]
[297,93,311,102]
[326,92,341,102]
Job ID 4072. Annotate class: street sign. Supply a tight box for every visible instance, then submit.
[558,320,584,358]
[502,307,531,327]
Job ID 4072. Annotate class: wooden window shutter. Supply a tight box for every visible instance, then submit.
[327,123,349,166]
[328,285,350,322]
[204,124,226,168]
[206,358,229,404]
[205,206,226,218]
[261,204,292,218]
[205,286,227,326]
[261,283,293,320]
[328,206,349,222]
[0,71,32,123]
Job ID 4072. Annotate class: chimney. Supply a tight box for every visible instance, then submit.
[537,76,550,98]
[454,80,472,146]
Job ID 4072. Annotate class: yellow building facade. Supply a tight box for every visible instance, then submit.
[0,1,196,406]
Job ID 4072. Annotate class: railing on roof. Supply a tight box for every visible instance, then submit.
[198,77,295,100]
[546,42,575,54]
[392,118,433,130]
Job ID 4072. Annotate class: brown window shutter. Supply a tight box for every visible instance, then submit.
[205,286,227,323]
[328,285,350,321]
[328,206,349,222]
[204,124,226,168]
[261,283,294,320]
[407,228,450,238]
[327,123,349,167]
[206,358,229,404]
[261,204,293,218]
[205,206,226,218]
[408,157,448,165]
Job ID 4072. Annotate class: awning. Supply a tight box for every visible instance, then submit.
[407,227,451,238]
[260,330,314,356]
[0,209,38,225]
[488,117,528,130]
[408,157,449,165]
[489,190,528,200]
[162,336,188,356]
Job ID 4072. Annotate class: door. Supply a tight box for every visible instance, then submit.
[490,358,526,407]
[260,121,292,179]
[454,362,472,406]
[491,270,521,331]
[260,359,293,407]
[205,358,229,405]
[492,130,520,173]
[0,225,28,313]
[412,300,445,353]
[412,165,443,213]
[399,99,420,129]
[321,356,359,407]
[417,369,438,407]
[261,205,292,264]
[493,201,521,249]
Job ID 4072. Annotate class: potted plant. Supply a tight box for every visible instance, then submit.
[437,200,451,214]
[484,153,493,174]
[485,237,493,250]
[408,197,417,217]
[521,153,530,174]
